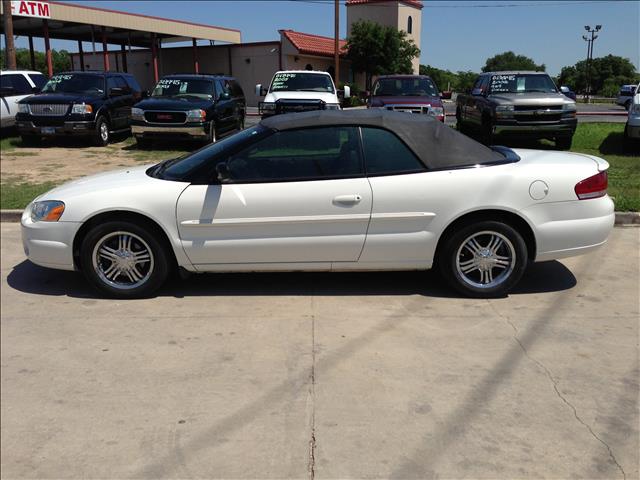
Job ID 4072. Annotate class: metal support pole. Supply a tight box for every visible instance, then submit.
[151,34,159,83]
[192,38,199,74]
[2,0,17,69]
[28,35,36,70]
[121,43,127,72]
[78,40,85,71]
[334,0,340,84]
[43,19,53,77]
[101,26,109,71]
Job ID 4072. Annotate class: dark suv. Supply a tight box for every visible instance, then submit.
[16,71,142,146]
[131,74,245,145]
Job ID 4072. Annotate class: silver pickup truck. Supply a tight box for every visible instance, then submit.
[456,71,577,149]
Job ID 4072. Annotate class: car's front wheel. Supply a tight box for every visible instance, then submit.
[93,116,110,146]
[555,135,573,150]
[439,220,528,298]
[80,221,169,298]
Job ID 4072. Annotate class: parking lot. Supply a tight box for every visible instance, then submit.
[1,221,638,479]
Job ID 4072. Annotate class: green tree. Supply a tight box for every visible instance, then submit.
[1,48,71,75]
[558,54,639,95]
[418,65,478,93]
[346,20,420,90]
[482,51,545,73]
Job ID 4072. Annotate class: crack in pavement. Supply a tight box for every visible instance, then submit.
[308,298,316,480]
[489,302,627,480]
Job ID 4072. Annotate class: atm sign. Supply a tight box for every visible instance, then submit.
[10,1,51,19]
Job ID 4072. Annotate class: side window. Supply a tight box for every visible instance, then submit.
[106,76,118,93]
[28,74,47,90]
[215,79,230,100]
[230,80,244,98]
[361,127,425,175]
[3,74,32,94]
[225,127,362,182]
[407,16,413,34]
[115,76,129,90]
[124,76,141,94]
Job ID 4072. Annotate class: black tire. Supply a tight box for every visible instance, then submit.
[481,118,494,145]
[237,113,245,131]
[206,121,217,144]
[625,100,632,111]
[80,220,169,298]
[456,109,467,135]
[20,135,40,146]
[556,135,573,150]
[438,220,528,298]
[93,115,110,146]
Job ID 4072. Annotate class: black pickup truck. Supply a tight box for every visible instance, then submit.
[16,71,142,146]
[456,71,577,149]
[131,74,245,145]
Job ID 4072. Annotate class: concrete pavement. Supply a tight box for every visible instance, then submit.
[1,223,638,479]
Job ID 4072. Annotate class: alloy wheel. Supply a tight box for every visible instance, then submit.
[455,230,516,289]
[92,231,154,290]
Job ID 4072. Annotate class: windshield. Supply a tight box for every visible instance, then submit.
[41,74,105,95]
[488,74,557,94]
[154,125,269,181]
[152,78,214,100]
[373,78,439,97]
[269,73,335,93]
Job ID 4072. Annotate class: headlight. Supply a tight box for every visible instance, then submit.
[428,106,444,117]
[261,102,276,111]
[186,109,206,121]
[495,105,515,117]
[325,103,341,110]
[131,107,144,120]
[18,103,29,114]
[30,200,65,222]
[71,103,93,114]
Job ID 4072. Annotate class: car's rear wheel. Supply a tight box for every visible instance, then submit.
[93,116,110,146]
[481,118,494,145]
[556,135,573,150]
[439,220,528,298]
[625,99,632,111]
[80,221,169,298]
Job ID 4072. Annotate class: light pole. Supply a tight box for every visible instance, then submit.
[582,24,601,104]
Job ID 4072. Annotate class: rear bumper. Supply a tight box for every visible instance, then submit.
[131,121,208,138]
[21,209,80,271]
[16,120,96,136]
[523,196,615,262]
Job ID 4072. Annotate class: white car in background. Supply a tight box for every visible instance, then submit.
[0,70,47,128]
[21,110,614,299]
[624,83,640,141]
[256,70,349,117]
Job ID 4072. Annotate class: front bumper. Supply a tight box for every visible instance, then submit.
[524,195,615,262]
[493,118,577,136]
[21,209,81,271]
[16,120,96,136]
[131,121,208,138]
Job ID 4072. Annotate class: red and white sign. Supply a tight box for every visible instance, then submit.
[10,1,50,19]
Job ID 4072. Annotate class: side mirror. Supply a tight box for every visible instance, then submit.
[109,87,125,97]
[216,162,231,183]
[255,84,263,97]
[219,91,231,100]
[343,85,351,99]
[472,88,483,96]
[142,90,149,98]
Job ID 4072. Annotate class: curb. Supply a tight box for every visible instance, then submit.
[2,209,638,225]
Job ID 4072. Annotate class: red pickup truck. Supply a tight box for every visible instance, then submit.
[366,75,445,122]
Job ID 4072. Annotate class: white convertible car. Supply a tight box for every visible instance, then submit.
[21,110,614,298]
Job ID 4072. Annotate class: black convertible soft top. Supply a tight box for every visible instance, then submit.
[260,109,508,170]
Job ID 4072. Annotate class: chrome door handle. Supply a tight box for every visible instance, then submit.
[333,194,362,205]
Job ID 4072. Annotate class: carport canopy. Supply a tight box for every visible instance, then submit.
[1,1,241,79]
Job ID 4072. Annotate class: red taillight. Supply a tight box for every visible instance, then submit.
[575,171,608,200]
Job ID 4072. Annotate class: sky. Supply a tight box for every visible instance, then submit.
[7,0,640,76]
